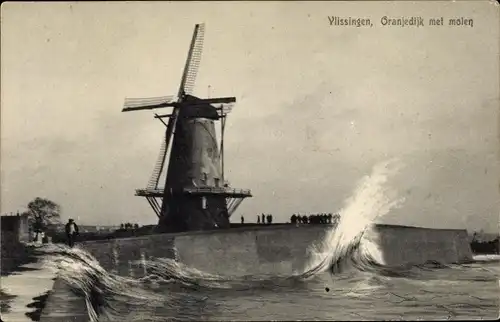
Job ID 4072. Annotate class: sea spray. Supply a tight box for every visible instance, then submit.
[39,244,171,321]
[302,158,406,277]
[37,244,296,320]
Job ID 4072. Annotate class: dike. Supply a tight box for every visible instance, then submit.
[40,224,472,320]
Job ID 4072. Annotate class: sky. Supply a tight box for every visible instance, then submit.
[1,1,499,233]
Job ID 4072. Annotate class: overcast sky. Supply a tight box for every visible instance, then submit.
[1,1,499,233]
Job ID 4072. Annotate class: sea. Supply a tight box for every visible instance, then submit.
[1,159,499,321]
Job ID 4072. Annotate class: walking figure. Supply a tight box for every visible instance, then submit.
[65,218,79,248]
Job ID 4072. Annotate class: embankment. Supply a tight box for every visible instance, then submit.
[40,224,472,320]
[54,224,472,277]
[372,224,472,266]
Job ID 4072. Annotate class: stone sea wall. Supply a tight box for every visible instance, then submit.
[40,224,472,321]
[80,224,472,277]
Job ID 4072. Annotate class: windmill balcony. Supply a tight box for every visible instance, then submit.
[135,186,252,198]
[184,186,252,198]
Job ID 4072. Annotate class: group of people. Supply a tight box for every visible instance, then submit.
[254,213,273,224]
[119,223,140,230]
[239,214,274,224]
[290,213,340,225]
[240,213,340,225]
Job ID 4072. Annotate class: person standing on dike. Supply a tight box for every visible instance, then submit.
[65,218,79,248]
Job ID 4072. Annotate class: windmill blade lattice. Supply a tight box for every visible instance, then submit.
[178,23,205,97]
[123,95,176,110]
[147,131,169,189]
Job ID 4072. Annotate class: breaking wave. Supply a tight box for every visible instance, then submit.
[301,158,406,278]
[37,158,435,321]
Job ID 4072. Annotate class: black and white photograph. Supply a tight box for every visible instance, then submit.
[1,1,499,321]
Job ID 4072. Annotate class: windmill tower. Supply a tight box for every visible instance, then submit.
[122,24,252,233]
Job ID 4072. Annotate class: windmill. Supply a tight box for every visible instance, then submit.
[122,23,252,233]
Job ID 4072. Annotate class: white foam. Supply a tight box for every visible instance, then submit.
[473,254,500,262]
[304,158,405,274]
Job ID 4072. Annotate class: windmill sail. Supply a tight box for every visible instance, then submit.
[147,131,169,189]
[178,23,205,97]
[122,95,176,112]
